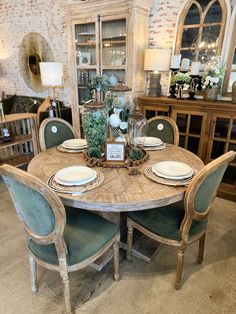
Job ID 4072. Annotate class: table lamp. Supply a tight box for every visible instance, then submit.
[144,48,171,97]
[39,62,63,117]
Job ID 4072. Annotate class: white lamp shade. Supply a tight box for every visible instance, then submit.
[144,48,171,72]
[39,62,63,86]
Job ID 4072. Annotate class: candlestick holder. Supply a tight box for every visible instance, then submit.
[188,75,202,100]
[168,68,179,98]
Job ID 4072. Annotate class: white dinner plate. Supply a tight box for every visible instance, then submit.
[61,139,87,149]
[136,137,163,147]
[54,166,97,186]
[152,161,193,178]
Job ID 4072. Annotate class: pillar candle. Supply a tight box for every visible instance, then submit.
[191,62,201,75]
[170,55,181,69]
[180,58,190,71]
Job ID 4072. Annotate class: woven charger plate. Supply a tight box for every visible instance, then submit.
[144,143,166,151]
[57,145,86,153]
[48,170,104,194]
[144,165,196,186]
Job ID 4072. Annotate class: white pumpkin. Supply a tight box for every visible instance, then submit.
[109,114,121,127]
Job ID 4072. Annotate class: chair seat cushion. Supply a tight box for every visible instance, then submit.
[128,201,207,241]
[29,207,119,266]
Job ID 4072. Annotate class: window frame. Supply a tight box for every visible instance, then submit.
[222,5,236,97]
[175,0,228,63]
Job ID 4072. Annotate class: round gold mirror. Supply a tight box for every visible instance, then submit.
[19,33,54,92]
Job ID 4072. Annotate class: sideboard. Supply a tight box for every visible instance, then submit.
[138,96,236,201]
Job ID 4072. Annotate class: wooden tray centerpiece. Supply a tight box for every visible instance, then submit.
[84,144,149,170]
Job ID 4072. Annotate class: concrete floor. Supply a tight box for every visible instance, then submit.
[0,182,235,314]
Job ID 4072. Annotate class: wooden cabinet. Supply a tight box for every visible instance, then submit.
[67,0,154,137]
[0,113,39,168]
[138,96,236,201]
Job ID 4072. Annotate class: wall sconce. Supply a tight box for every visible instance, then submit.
[144,48,171,97]
[39,62,63,117]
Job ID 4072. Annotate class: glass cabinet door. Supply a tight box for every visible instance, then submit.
[171,109,207,159]
[207,113,236,197]
[101,18,126,85]
[75,22,98,104]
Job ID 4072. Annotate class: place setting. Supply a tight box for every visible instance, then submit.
[48,165,104,195]
[136,136,166,151]
[144,160,196,186]
[57,138,88,153]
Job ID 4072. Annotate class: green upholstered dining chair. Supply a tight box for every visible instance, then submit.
[146,116,179,145]
[39,117,75,151]
[126,150,235,290]
[0,164,120,314]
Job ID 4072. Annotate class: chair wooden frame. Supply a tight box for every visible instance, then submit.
[147,116,179,145]
[39,117,75,151]
[126,150,235,289]
[0,164,120,313]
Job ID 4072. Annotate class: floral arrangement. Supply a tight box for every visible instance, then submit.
[202,57,226,90]
[172,72,191,85]
[89,76,109,92]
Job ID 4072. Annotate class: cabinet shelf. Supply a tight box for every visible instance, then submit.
[76,42,96,47]
[102,40,126,46]
[0,154,33,167]
[102,65,126,70]
[0,113,39,168]
[0,134,32,149]
[76,65,97,70]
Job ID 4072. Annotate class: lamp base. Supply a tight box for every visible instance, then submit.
[148,73,161,97]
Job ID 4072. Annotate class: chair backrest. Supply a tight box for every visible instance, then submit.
[39,117,75,151]
[180,151,236,240]
[146,116,179,145]
[0,164,67,259]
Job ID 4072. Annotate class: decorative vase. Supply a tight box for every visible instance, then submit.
[204,86,218,102]
[82,100,108,152]
[109,74,118,86]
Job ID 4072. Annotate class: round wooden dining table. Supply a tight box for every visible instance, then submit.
[28,144,204,213]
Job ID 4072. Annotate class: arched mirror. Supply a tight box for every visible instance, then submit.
[222,6,236,96]
[19,33,54,93]
[175,0,227,64]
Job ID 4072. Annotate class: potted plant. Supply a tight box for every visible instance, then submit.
[202,57,226,101]
[172,72,191,99]
[89,76,109,101]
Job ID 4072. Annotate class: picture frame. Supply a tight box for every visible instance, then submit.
[80,52,91,65]
[106,142,125,162]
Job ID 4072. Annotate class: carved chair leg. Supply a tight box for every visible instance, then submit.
[113,237,120,281]
[126,219,133,262]
[29,254,38,294]
[198,232,206,264]
[60,269,71,314]
[175,245,186,290]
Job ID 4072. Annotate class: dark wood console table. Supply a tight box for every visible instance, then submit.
[138,96,236,201]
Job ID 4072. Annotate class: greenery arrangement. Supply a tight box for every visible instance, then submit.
[87,147,102,159]
[202,57,226,90]
[129,148,144,161]
[82,110,108,149]
[89,76,109,92]
[172,72,191,84]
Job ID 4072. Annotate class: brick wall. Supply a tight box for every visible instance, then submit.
[0,0,69,103]
[0,0,235,102]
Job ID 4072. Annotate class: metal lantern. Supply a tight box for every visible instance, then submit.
[127,103,147,148]
[82,100,108,151]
